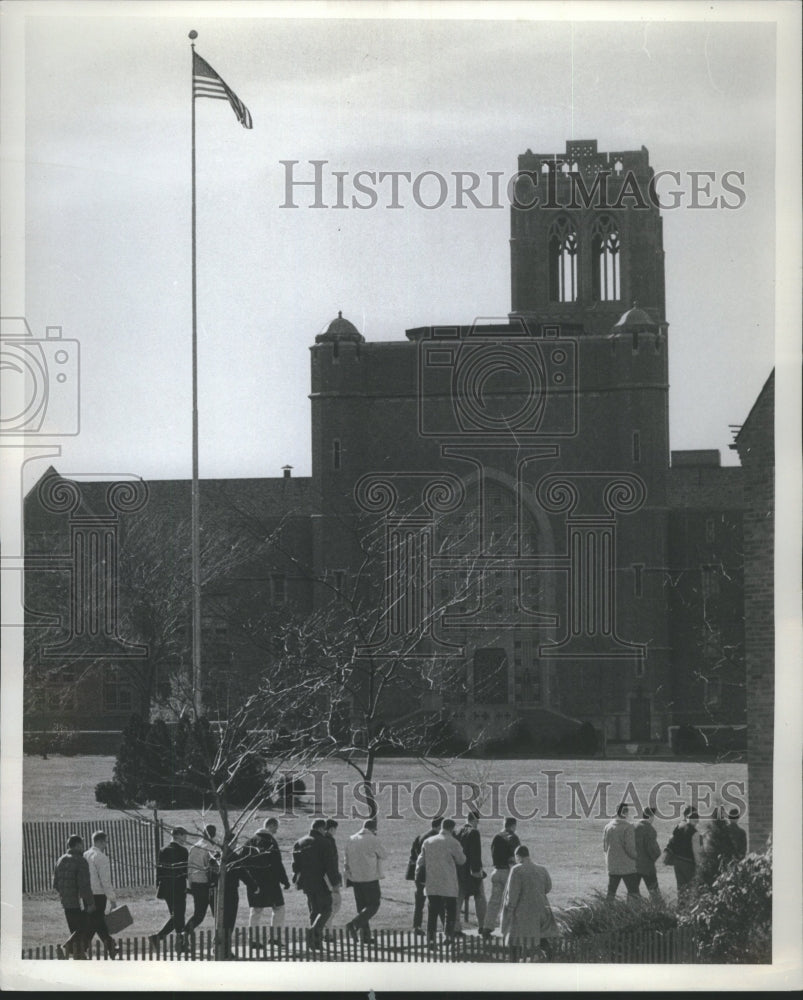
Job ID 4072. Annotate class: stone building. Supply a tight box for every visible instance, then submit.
[732,372,774,849]
[24,139,761,752]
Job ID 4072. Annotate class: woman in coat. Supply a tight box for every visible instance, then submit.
[242,829,290,947]
[500,845,558,962]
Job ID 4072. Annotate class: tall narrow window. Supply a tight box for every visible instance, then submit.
[332,438,341,470]
[632,431,641,463]
[633,563,643,597]
[592,215,621,301]
[548,217,578,303]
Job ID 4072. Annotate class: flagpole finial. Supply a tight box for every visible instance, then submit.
[189,30,198,41]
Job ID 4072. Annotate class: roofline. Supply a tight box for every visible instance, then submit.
[733,369,775,445]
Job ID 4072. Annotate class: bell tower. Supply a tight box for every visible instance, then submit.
[510,139,666,336]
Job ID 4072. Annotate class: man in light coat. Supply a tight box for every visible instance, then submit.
[344,818,388,943]
[603,803,640,899]
[500,845,557,961]
[185,824,217,936]
[415,818,466,943]
[84,830,118,957]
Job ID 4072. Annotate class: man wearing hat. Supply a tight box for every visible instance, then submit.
[150,826,189,950]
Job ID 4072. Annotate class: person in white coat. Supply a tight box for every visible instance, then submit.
[84,831,118,957]
[343,818,388,943]
[500,845,558,962]
[414,818,466,942]
[602,803,640,899]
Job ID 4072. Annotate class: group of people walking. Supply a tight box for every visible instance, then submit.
[52,803,749,960]
[52,831,120,959]
[408,812,558,958]
[603,803,748,902]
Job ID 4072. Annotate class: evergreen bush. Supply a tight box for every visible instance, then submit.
[679,846,772,963]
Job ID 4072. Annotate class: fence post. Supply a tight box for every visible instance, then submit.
[152,807,160,867]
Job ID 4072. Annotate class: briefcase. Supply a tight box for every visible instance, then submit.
[105,904,134,936]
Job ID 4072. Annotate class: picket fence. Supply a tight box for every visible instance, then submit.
[22,924,699,963]
[23,819,158,895]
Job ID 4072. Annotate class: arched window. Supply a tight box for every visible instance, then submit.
[592,214,621,301]
[548,217,578,303]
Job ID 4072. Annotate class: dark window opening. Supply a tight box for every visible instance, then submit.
[103,666,133,713]
[548,218,578,303]
[332,439,341,470]
[632,431,641,463]
[591,215,621,301]
[633,563,643,597]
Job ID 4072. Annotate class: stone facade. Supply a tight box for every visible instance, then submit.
[732,372,774,850]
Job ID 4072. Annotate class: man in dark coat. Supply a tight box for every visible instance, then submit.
[634,807,662,899]
[54,834,95,959]
[455,811,487,934]
[727,808,748,859]
[220,836,258,958]
[481,817,520,937]
[407,816,443,934]
[150,826,189,951]
[292,818,341,949]
[454,812,487,934]
[243,825,290,947]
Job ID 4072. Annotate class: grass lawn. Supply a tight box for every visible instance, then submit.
[22,754,748,952]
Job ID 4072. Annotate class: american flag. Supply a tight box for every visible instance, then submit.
[193,51,253,129]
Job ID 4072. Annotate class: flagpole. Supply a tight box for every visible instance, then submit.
[189,30,202,718]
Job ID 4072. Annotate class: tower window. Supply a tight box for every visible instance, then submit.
[332,439,341,470]
[633,563,643,597]
[705,519,715,543]
[592,215,621,301]
[548,217,578,303]
[632,431,641,463]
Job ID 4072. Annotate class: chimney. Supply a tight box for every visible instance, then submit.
[282,465,293,479]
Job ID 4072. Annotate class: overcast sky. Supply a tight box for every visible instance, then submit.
[19,6,780,481]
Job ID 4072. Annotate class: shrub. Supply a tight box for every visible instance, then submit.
[95,780,135,809]
[24,724,78,759]
[112,713,149,803]
[679,846,772,963]
[557,890,677,939]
